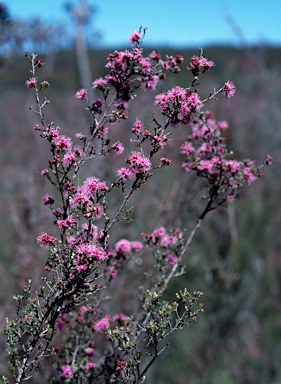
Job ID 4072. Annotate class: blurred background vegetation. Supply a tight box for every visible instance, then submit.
[1,2,281,383]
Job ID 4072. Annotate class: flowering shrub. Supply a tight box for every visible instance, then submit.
[3,29,269,384]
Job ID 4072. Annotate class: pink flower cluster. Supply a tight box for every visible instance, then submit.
[25,77,37,88]
[117,151,151,180]
[155,86,201,125]
[148,227,180,247]
[92,312,128,333]
[111,140,124,156]
[45,126,84,169]
[181,111,261,203]
[142,227,180,266]
[37,232,55,247]
[92,48,159,102]
[93,315,111,333]
[188,54,215,77]
[91,41,185,117]
[114,238,143,257]
[223,81,236,98]
[75,88,87,100]
[129,30,141,44]
[76,243,107,260]
[70,176,108,219]
[61,365,73,378]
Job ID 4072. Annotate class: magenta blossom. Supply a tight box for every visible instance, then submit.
[129,31,141,43]
[85,362,96,371]
[133,119,143,133]
[131,241,143,252]
[61,365,73,378]
[112,141,124,156]
[117,167,134,180]
[37,232,55,247]
[109,267,117,278]
[84,347,95,356]
[75,88,87,99]
[223,81,236,98]
[93,315,111,333]
[92,77,107,88]
[25,77,37,88]
[167,255,177,265]
[115,239,132,255]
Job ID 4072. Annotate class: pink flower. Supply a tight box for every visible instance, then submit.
[92,77,107,88]
[160,157,173,166]
[243,167,257,184]
[139,57,151,72]
[217,120,228,130]
[93,315,111,332]
[76,264,88,272]
[225,160,241,174]
[189,55,215,76]
[98,181,108,191]
[84,347,95,356]
[167,86,186,101]
[61,365,73,378]
[223,81,236,98]
[199,160,212,172]
[77,243,107,260]
[112,141,124,156]
[40,168,48,176]
[144,74,159,90]
[115,101,129,111]
[73,145,83,158]
[152,227,167,238]
[117,167,134,180]
[153,134,166,147]
[133,120,143,133]
[57,217,75,228]
[113,313,128,322]
[55,319,64,331]
[155,87,201,125]
[265,156,272,166]
[154,93,168,108]
[49,126,60,140]
[98,125,108,137]
[37,232,55,247]
[131,241,143,252]
[84,176,100,194]
[75,132,85,139]
[70,191,91,208]
[129,31,141,43]
[42,194,54,205]
[109,267,117,278]
[67,235,78,246]
[167,255,177,265]
[85,362,96,371]
[63,152,76,166]
[161,235,177,247]
[93,204,103,220]
[127,151,151,173]
[25,77,37,88]
[55,135,73,151]
[227,195,235,202]
[149,50,161,61]
[115,239,131,255]
[75,88,87,99]
[80,305,90,313]
[180,142,194,155]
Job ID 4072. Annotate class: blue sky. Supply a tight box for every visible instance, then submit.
[6,0,281,47]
